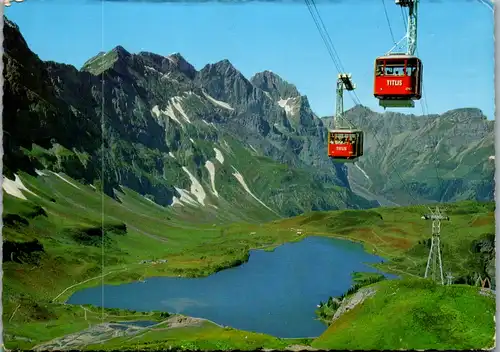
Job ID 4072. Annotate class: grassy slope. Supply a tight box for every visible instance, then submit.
[3,171,308,350]
[272,200,495,280]
[3,171,495,350]
[312,279,495,350]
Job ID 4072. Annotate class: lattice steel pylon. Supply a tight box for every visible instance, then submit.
[334,73,356,130]
[388,0,419,56]
[421,206,449,285]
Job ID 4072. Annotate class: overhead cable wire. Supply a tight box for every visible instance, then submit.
[413,45,446,203]
[304,0,342,73]
[307,0,347,72]
[305,0,362,106]
[304,0,421,205]
[381,0,397,45]
[476,0,493,12]
[380,0,445,208]
[400,6,407,32]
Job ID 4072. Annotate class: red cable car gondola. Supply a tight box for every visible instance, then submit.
[373,54,422,108]
[374,0,422,109]
[327,73,364,162]
[327,129,364,161]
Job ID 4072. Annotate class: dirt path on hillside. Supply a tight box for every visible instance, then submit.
[330,287,377,325]
[32,315,207,351]
[52,268,128,302]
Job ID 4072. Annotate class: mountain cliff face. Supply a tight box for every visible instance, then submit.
[322,106,495,205]
[3,17,374,221]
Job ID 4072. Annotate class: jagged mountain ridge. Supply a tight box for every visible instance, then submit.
[322,106,495,205]
[3,17,374,221]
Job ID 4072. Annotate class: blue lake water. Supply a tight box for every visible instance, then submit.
[67,236,396,338]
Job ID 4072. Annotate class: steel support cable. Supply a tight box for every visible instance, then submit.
[388,0,443,209]
[349,0,431,206]
[307,0,347,73]
[305,0,343,74]
[419,93,446,203]
[307,3,437,281]
[307,1,448,276]
[476,0,493,12]
[309,0,367,108]
[303,5,380,151]
[379,0,441,211]
[382,0,397,45]
[413,46,446,203]
[304,0,421,206]
[305,2,360,125]
[363,113,422,205]
[305,0,361,107]
[400,6,408,32]
[380,0,444,209]
[305,0,354,129]
[306,0,361,110]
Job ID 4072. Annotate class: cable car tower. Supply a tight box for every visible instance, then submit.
[422,206,449,285]
[389,0,418,57]
[327,73,364,162]
[374,0,423,109]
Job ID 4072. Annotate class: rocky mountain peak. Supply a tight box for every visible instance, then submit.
[81,46,127,75]
[250,70,300,101]
[165,52,197,79]
[4,16,19,30]
[346,104,372,116]
[112,45,131,57]
[202,59,239,76]
[439,108,488,122]
[195,59,254,106]
[4,15,32,60]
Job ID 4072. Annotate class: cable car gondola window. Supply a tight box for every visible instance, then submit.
[407,62,418,77]
[383,60,406,76]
